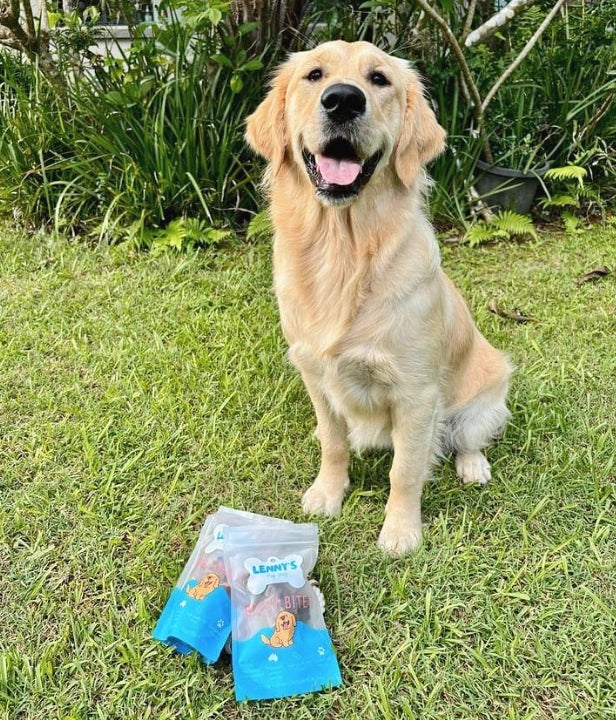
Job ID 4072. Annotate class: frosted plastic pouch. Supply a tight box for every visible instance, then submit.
[152,507,291,663]
[224,523,342,701]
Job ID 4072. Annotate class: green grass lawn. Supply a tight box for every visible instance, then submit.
[1,223,615,720]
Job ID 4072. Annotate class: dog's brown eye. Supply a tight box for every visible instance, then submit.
[306,68,323,82]
[370,72,390,87]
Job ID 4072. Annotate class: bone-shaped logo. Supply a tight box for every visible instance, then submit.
[203,524,227,554]
[244,554,304,594]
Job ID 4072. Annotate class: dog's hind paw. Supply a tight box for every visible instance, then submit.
[455,451,492,486]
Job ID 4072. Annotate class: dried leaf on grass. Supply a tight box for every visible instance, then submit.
[488,299,537,324]
[577,266,611,286]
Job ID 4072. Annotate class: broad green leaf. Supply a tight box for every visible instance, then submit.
[207,7,223,25]
[238,21,260,36]
[242,59,264,72]
[211,53,233,69]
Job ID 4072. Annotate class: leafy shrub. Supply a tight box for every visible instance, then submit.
[1,0,614,241]
[470,1,616,191]
[0,6,265,243]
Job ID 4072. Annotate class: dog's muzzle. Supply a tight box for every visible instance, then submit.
[302,137,382,206]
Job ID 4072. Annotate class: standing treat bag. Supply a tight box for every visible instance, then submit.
[224,523,342,701]
[152,507,292,663]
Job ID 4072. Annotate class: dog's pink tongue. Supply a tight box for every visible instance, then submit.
[316,154,362,185]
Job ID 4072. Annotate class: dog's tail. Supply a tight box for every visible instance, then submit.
[260,633,272,646]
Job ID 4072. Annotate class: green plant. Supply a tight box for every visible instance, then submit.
[0,6,266,241]
[246,209,274,243]
[484,91,550,173]
[540,165,589,210]
[116,216,235,254]
[3,0,615,238]
[473,1,616,182]
[464,210,538,247]
[308,0,421,53]
[539,165,605,231]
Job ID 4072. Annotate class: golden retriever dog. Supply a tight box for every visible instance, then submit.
[261,610,297,647]
[246,41,511,556]
[186,572,220,600]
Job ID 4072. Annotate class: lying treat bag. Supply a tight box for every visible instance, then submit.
[224,523,342,701]
[152,507,292,663]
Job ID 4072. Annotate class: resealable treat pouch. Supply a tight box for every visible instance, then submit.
[224,523,342,701]
[152,506,291,663]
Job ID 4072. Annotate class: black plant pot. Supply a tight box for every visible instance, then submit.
[475,160,550,214]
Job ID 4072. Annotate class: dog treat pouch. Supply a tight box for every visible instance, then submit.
[224,523,342,701]
[152,506,291,663]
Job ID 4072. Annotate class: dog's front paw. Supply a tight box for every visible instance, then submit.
[301,476,348,517]
[377,514,422,556]
[455,451,492,486]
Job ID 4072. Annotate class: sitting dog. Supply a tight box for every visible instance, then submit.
[261,611,297,647]
[246,41,511,555]
[186,572,220,600]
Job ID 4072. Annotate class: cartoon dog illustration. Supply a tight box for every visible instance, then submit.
[260,611,297,647]
[186,573,220,600]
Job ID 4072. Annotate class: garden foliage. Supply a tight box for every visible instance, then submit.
[470,1,616,182]
[0,0,614,241]
[0,2,265,244]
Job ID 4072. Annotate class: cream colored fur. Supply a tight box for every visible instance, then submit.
[246,41,511,555]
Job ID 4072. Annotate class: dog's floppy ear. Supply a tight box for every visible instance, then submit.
[394,67,446,188]
[245,58,295,175]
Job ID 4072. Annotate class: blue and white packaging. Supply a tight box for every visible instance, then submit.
[152,507,292,663]
[224,523,342,701]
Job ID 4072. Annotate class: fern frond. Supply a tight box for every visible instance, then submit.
[492,210,538,240]
[464,210,537,247]
[201,228,234,245]
[246,210,273,242]
[183,217,207,241]
[539,194,579,208]
[162,219,188,249]
[545,165,587,186]
[148,218,235,255]
[465,224,510,248]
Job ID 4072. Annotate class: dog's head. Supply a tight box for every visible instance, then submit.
[199,573,220,590]
[246,40,446,207]
[275,611,296,632]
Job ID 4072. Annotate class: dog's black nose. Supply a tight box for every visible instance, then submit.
[320,83,366,122]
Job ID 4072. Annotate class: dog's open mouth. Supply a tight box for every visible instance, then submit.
[302,138,382,204]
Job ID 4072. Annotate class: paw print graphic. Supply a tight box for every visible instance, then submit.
[216,618,225,629]
[317,646,326,656]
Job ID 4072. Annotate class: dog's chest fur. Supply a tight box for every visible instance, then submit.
[274,211,443,449]
[290,339,399,449]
